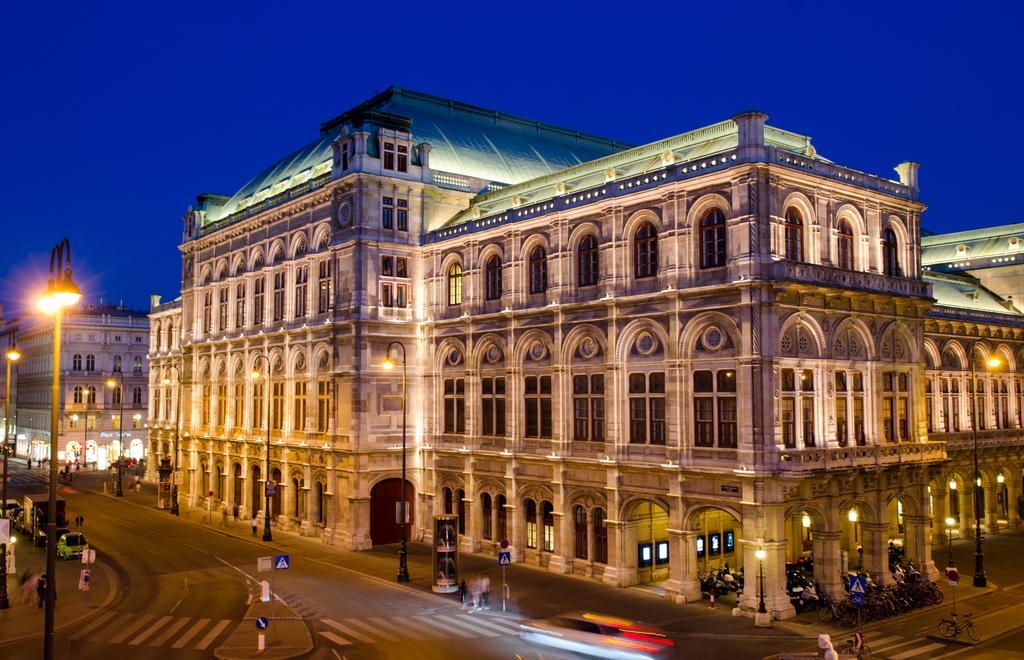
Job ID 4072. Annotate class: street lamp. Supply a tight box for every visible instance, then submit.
[755,548,767,614]
[251,355,272,542]
[382,341,410,584]
[162,364,183,515]
[37,237,82,660]
[968,342,999,588]
[106,369,126,497]
[945,516,956,567]
[3,343,21,518]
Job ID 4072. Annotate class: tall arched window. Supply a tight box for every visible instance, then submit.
[112,386,122,405]
[85,354,95,371]
[134,356,143,373]
[496,494,508,541]
[315,482,325,524]
[524,498,537,548]
[481,493,493,540]
[72,354,82,371]
[542,501,555,552]
[578,235,599,286]
[529,247,547,294]
[86,386,97,404]
[457,488,466,534]
[73,386,83,404]
[113,355,122,372]
[836,220,853,270]
[883,227,901,276]
[485,256,503,300]
[784,208,803,261]
[573,505,588,560]
[132,387,142,405]
[593,507,608,563]
[700,208,726,268]
[447,264,463,306]
[634,223,658,278]
[443,487,454,514]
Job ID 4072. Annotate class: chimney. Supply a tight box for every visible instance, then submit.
[150,294,162,310]
[732,111,768,160]
[895,161,920,189]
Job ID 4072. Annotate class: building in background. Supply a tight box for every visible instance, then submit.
[148,86,1024,619]
[13,304,149,467]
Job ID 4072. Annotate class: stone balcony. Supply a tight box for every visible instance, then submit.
[772,261,932,298]
[775,441,947,472]
[930,429,1024,452]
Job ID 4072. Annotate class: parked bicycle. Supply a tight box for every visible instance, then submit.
[836,637,872,658]
[939,611,979,641]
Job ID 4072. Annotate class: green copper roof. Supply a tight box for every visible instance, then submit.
[921,222,1024,270]
[925,272,1019,315]
[202,86,633,225]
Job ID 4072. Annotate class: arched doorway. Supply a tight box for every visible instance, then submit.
[65,441,82,463]
[85,440,97,464]
[251,465,261,513]
[214,465,223,500]
[233,464,242,506]
[996,470,1010,526]
[626,500,671,585]
[370,478,415,545]
[691,507,743,594]
[292,476,305,519]
[270,468,282,516]
[129,439,144,460]
[314,482,325,525]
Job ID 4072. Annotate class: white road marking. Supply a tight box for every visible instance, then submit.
[171,617,210,648]
[475,615,525,633]
[890,642,948,659]
[319,630,353,646]
[462,615,520,636]
[368,616,425,639]
[322,618,378,644]
[129,614,173,645]
[414,614,475,638]
[437,614,500,637]
[345,617,399,641]
[108,613,155,644]
[193,618,231,650]
[148,616,191,646]
[69,610,118,640]
[87,612,134,642]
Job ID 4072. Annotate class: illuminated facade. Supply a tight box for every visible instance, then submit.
[149,87,1024,619]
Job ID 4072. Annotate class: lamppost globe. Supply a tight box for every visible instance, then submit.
[755,549,766,561]
[5,348,20,362]
[945,517,956,527]
[987,357,1001,369]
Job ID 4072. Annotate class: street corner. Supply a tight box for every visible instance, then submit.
[213,598,313,660]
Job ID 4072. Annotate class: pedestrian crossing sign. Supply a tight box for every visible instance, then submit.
[498,550,511,566]
[274,554,290,570]
[849,576,866,594]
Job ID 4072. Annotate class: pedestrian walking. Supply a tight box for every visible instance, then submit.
[27,458,31,469]
[36,574,47,609]
[468,575,481,611]
[458,579,467,608]
[251,515,258,536]
[480,573,491,609]
[221,506,228,527]
[232,504,240,525]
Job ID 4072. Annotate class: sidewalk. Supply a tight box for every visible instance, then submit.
[214,597,313,659]
[0,543,117,646]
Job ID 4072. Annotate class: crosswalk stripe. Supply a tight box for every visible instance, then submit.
[867,635,910,651]
[149,617,191,646]
[319,631,353,647]
[194,619,231,650]
[88,612,134,642]
[889,642,947,659]
[414,615,475,638]
[69,610,118,640]
[368,616,423,639]
[108,614,155,644]
[476,615,525,633]
[171,617,210,648]
[874,638,918,653]
[345,617,399,642]
[437,614,500,637]
[129,615,172,645]
[322,618,378,644]
[462,615,520,636]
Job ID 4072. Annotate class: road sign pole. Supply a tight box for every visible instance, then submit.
[501,564,506,612]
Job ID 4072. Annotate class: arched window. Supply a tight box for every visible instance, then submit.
[836,220,853,270]
[700,208,726,269]
[443,487,454,515]
[481,493,493,540]
[485,255,503,300]
[496,494,508,541]
[113,355,122,372]
[447,264,463,306]
[529,247,547,294]
[315,482,325,524]
[72,354,82,371]
[784,208,803,261]
[134,356,143,373]
[112,386,122,405]
[593,508,608,563]
[524,498,537,548]
[883,227,901,276]
[578,235,599,286]
[573,505,588,560]
[86,354,95,371]
[457,488,466,534]
[73,386,83,404]
[86,386,97,404]
[633,223,658,278]
[132,387,142,405]
[542,501,555,552]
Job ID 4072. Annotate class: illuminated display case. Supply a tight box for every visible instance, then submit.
[432,514,459,593]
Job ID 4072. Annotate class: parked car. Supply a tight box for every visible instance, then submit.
[38,525,70,548]
[4,500,23,521]
[57,532,88,559]
[520,612,675,659]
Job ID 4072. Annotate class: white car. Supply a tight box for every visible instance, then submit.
[520,612,676,659]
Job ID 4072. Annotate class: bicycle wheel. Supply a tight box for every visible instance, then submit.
[818,605,834,624]
[939,620,956,638]
[967,623,980,642]
[932,588,944,605]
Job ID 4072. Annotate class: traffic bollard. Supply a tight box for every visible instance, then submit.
[709,591,715,608]
[258,632,265,653]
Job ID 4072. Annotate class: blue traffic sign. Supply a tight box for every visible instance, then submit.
[274,554,290,570]
[849,574,867,607]
[497,550,511,566]
[255,616,269,630]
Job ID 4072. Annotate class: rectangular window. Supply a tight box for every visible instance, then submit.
[836,397,848,447]
[271,382,284,431]
[524,375,553,438]
[317,259,332,314]
[898,396,909,441]
[853,396,865,445]
[272,271,285,322]
[254,277,265,324]
[294,381,307,432]
[781,397,796,448]
[694,398,714,447]
[802,397,815,447]
[201,385,211,426]
[397,199,408,230]
[718,397,737,448]
[294,264,308,318]
[481,377,506,437]
[396,257,408,278]
[381,256,393,277]
[218,287,228,331]
[572,374,604,441]
[112,414,121,431]
[87,414,96,431]
[382,142,395,170]
[235,283,246,328]
[443,378,466,434]
[316,380,331,433]
[217,384,227,427]
[395,284,407,308]
[252,383,264,429]
[629,372,666,445]
[397,145,408,173]
[382,196,394,229]
[203,291,212,334]
[381,283,393,307]
[883,398,895,443]
[234,383,244,429]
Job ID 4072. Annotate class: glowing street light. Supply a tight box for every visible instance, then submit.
[755,548,767,614]
[382,341,410,584]
[0,341,20,611]
[969,343,1000,588]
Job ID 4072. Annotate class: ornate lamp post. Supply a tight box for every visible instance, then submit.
[945,516,956,567]
[382,341,410,583]
[968,341,999,588]
[251,354,272,542]
[38,237,82,660]
[106,369,126,497]
[162,364,183,515]
[3,342,20,515]
[755,548,767,614]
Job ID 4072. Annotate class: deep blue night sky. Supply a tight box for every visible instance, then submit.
[2,1,1020,314]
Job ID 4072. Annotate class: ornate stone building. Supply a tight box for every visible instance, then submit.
[148,86,1023,619]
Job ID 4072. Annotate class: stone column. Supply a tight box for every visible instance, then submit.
[737,539,793,619]
[961,486,977,540]
[1007,477,1022,530]
[673,529,702,603]
[602,520,626,586]
[931,488,949,547]
[812,530,844,598]
[985,484,1000,534]
[548,511,569,574]
[860,522,890,586]
[347,496,371,550]
[507,504,522,562]
[904,515,937,580]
